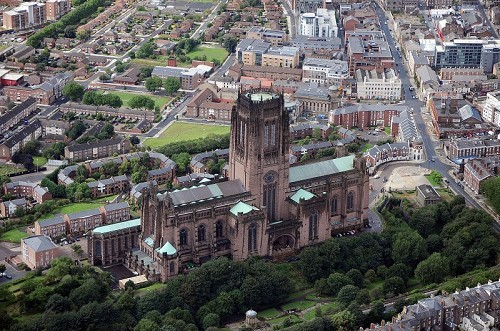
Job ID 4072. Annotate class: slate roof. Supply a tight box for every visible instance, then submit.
[38,216,65,227]
[289,155,355,183]
[66,208,101,220]
[101,201,129,212]
[169,179,247,207]
[22,235,57,252]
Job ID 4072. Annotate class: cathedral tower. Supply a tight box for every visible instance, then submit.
[229,91,290,222]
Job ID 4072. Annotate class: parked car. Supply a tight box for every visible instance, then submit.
[5,275,12,279]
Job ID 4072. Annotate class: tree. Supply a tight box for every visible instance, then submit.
[163,77,181,95]
[76,164,89,180]
[63,82,84,101]
[415,253,449,285]
[71,244,84,258]
[346,269,364,288]
[140,67,153,79]
[337,285,359,306]
[129,95,155,111]
[136,42,154,59]
[331,310,358,331]
[46,293,72,313]
[392,230,428,268]
[130,136,140,145]
[22,140,41,156]
[145,76,163,92]
[327,272,353,296]
[202,313,220,329]
[355,288,371,305]
[382,276,405,297]
[408,208,436,237]
[386,263,412,283]
[222,36,238,53]
[67,121,86,140]
[133,318,158,331]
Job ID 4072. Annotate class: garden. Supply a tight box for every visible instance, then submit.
[97,91,170,109]
[143,122,230,148]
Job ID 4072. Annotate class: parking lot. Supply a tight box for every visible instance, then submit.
[0,242,27,283]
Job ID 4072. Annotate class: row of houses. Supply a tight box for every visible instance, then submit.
[34,201,130,239]
[3,180,51,203]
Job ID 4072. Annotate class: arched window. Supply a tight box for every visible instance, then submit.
[170,262,175,274]
[347,192,355,211]
[331,195,338,214]
[198,224,206,242]
[248,223,257,252]
[309,209,318,239]
[215,220,223,238]
[180,229,188,246]
[263,171,278,221]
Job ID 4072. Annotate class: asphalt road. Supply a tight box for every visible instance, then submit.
[373,2,500,233]
[142,96,193,138]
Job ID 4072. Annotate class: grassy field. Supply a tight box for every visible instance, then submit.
[143,122,230,149]
[98,91,170,109]
[0,228,28,243]
[0,164,25,176]
[33,156,47,166]
[186,45,229,63]
[40,195,118,220]
[135,283,167,296]
[268,314,301,326]
[257,308,281,319]
[303,302,340,320]
[425,174,442,187]
[282,300,316,311]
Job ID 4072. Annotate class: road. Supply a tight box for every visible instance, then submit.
[142,96,193,138]
[373,2,500,233]
[281,0,297,38]
[191,0,228,40]
[211,53,236,79]
[477,0,499,38]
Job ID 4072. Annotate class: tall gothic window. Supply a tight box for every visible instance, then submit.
[264,125,269,147]
[248,223,257,252]
[170,262,175,274]
[271,123,276,145]
[263,171,277,221]
[180,229,188,246]
[347,192,355,211]
[215,220,223,238]
[331,195,338,214]
[309,209,318,239]
[198,224,206,242]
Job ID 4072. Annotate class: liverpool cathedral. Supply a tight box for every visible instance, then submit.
[88,91,369,282]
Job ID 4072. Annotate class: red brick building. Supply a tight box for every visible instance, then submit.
[329,104,408,130]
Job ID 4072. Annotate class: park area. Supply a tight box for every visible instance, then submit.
[0,164,25,176]
[98,91,169,109]
[0,228,28,243]
[185,45,228,63]
[143,122,230,149]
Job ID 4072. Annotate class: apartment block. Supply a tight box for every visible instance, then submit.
[151,65,211,90]
[45,0,70,21]
[302,58,349,86]
[2,2,46,30]
[463,157,499,194]
[448,137,500,159]
[21,235,60,269]
[0,120,42,160]
[34,216,67,238]
[3,180,52,203]
[299,8,338,38]
[99,201,130,224]
[481,91,500,127]
[434,39,500,73]
[87,175,129,198]
[64,137,131,162]
[348,37,394,75]
[0,198,27,217]
[246,26,288,45]
[261,46,300,68]
[355,68,402,101]
[329,104,409,130]
[0,97,36,133]
[64,209,103,235]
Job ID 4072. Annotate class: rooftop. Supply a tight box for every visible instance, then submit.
[230,201,259,216]
[22,235,58,252]
[290,188,315,203]
[93,218,141,234]
[289,155,355,183]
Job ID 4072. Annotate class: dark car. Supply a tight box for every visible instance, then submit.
[5,275,12,279]
[286,257,300,263]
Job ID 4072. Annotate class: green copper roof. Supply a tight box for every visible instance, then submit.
[230,201,258,216]
[290,189,315,203]
[247,92,278,102]
[144,237,154,246]
[289,155,355,183]
[93,218,141,234]
[156,241,177,255]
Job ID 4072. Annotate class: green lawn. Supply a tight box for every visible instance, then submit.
[33,156,47,166]
[0,164,25,176]
[186,45,229,63]
[131,57,169,68]
[40,195,118,220]
[257,308,281,319]
[98,91,170,109]
[135,283,167,296]
[362,143,374,153]
[0,228,28,243]
[303,302,340,320]
[268,315,301,326]
[384,126,391,135]
[144,122,230,149]
[282,300,316,311]
[425,174,442,187]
